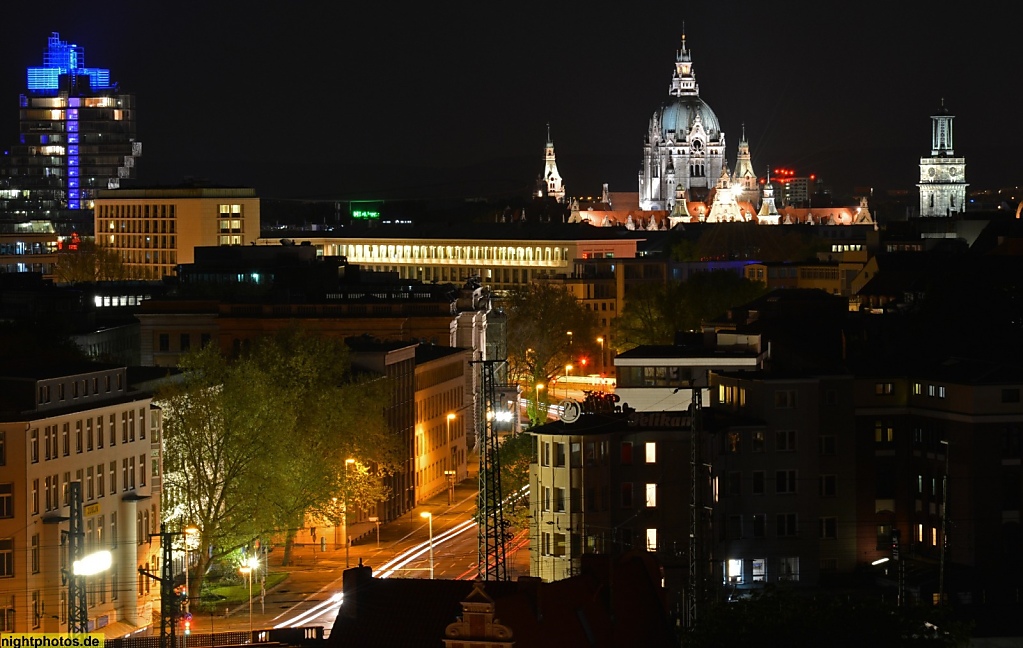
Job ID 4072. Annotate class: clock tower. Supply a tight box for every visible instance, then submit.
[917,101,967,217]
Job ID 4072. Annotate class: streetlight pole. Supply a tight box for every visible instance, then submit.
[564,364,573,398]
[344,458,355,568]
[596,336,604,380]
[939,439,949,605]
[239,556,257,636]
[446,413,456,479]
[420,512,434,579]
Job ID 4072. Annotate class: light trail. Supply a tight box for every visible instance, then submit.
[276,484,531,628]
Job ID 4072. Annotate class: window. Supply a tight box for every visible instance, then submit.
[97,417,104,449]
[541,442,550,466]
[819,475,837,497]
[180,333,191,352]
[86,419,93,451]
[140,455,147,487]
[553,533,566,557]
[725,558,743,584]
[30,429,38,463]
[31,480,38,515]
[109,462,116,495]
[776,470,797,494]
[927,384,936,397]
[0,538,13,577]
[775,390,797,408]
[727,515,743,540]
[554,443,566,467]
[875,382,894,395]
[158,334,169,352]
[109,414,116,446]
[938,386,946,399]
[645,442,657,463]
[86,467,94,500]
[645,483,657,508]
[777,513,798,536]
[541,532,551,555]
[620,442,632,464]
[820,517,837,539]
[63,423,70,456]
[97,466,104,498]
[621,482,634,508]
[932,527,938,546]
[726,431,741,453]
[913,382,922,395]
[0,484,12,518]
[752,558,766,582]
[31,535,39,574]
[874,422,894,444]
[554,487,565,512]
[752,514,766,538]
[776,429,796,452]
[646,528,658,552]
[779,557,800,581]
[751,430,765,452]
[726,472,741,496]
[122,458,129,491]
[819,435,836,455]
[752,471,765,495]
[76,421,83,453]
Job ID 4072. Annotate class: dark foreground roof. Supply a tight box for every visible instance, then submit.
[329,552,674,648]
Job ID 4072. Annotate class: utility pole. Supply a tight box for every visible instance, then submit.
[474,359,508,581]
[66,482,87,634]
[139,524,181,648]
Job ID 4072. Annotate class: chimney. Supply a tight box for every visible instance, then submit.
[340,565,373,619]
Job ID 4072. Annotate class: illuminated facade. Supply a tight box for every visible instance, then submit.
[95,187,260,280]
[254,230,641,292]
[0,365,162,637]
[537,125,566,202]
[918,102,967,217]
[639,34,757,220]
[0,33,140,224]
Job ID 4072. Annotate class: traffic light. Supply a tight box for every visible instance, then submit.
[182,613,192,635]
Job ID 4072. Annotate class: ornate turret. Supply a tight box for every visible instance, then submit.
[757,167,781,225]
[537,123,566,203]
[733,124,759,205]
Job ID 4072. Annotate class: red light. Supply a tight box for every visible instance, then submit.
[580,358,588,366]
[810,174,816,181]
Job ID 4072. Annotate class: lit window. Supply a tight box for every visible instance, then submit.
[917,523,924,543]
[752,558,766,582]
[645,442,656,463]
[726,558,743,584]
[932,527,938,546]
[646,528,657,552]
[645,483,657,508]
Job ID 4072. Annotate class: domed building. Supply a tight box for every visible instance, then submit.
[638,34,750,218]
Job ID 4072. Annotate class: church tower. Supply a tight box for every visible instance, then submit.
[917,101,967,217]
[538,124,566,203]
[733,125,759,206]
[757,168,781,225]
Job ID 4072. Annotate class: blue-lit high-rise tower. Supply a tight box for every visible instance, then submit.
[0,33,141,232]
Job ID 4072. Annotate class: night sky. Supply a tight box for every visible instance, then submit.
[3,1,1019,201]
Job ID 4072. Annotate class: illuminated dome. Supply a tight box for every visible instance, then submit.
[656,95,721,141]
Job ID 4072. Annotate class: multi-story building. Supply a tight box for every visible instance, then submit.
[253,224,647,293]
[413,346,472,503]
[95,187,260,280]
[527,410,693,617]
[709,370,858,589]
[0,33,140,229]
[0,363,162,637]
[853,364,1023,604]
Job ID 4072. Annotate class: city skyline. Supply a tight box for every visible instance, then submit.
[2,1,1018,202]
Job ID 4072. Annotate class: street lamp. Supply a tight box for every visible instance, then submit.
[238,556,258,636]
[344,458,356,567]
[564,364,573,398]
[444,470,456,506]
[446,413,457,479]
[566,331,573,347]
[596,336,605,378]
[183,525,200,614]
[420,512,434,579]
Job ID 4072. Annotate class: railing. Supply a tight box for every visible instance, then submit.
[106,627,324,648]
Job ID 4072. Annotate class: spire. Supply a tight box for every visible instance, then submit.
[546,121,552,145]
[669,26,699,97]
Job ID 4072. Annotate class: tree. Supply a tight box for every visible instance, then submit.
[504,283,598,426]
[614,271,767,350]
[497,433,532,529]
[159,345,278,600]
[51,239,134,284]
[159,329,400,591]
[242,329,399,565]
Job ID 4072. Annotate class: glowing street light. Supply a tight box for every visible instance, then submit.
[238,556,259,635]
[344,458,356,567]
[420,512,434,579]
[596,336,605,377]
[72,550,112,576]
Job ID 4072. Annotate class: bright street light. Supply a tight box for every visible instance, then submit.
[420,512,434,579]
[72,550,112,576]
[239,555,259,635]
[344,458,356,567]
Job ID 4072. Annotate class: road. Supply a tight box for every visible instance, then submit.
[184,476,530,638]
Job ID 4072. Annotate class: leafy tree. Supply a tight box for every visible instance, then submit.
[614,270,767,350]
[504,283,598,426]
[159,345,279,600]
[159,329,399,591]
[242,329,398,564]
[497,433,532,529]
[51,239,134,284]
